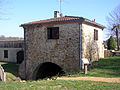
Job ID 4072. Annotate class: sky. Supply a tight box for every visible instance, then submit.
[0,0,120,40]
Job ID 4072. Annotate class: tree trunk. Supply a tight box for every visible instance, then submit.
[116,28,119,50]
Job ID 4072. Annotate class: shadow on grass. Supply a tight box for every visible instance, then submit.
[1,63,19,77]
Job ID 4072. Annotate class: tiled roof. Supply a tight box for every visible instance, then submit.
[21,16,105,29]
[0,40,24,48]
[21,16,81,25]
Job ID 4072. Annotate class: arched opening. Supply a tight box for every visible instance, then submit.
[35,62,64,80]
[16,50,24,64]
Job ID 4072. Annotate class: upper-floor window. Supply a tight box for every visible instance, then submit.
[47,27,59,39]
[4,50,8,58]
[94,29,98,40]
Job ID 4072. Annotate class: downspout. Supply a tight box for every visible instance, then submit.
[23,27,26,80]
[79,22,82,70]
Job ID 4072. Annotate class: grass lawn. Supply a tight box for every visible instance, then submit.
[66,57,120,78]
[0,57,120,80]
[0,80,120,90]
[0,57,120,89]
[0,62,19,81]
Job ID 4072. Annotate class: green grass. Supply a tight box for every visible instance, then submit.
[0,57,120,89]
[0,57,120,80]
[66,57,120,78]
[0,62,20,81]
[0,80,120,90]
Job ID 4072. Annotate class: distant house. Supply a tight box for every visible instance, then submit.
[0,40,24,63]
[19,11,105,80]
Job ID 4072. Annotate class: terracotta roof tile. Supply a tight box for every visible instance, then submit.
[21,16,105,29]
[21,16,82,26]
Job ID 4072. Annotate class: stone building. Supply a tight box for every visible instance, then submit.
[0,40,24,63]
[20,12,105,80]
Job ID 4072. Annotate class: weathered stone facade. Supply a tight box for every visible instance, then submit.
[19,16,105,80]
[20,22,81,79]
[82,23,104,62]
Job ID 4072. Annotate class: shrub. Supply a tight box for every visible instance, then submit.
[107,36,117,50]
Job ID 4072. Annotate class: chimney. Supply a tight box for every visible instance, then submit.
[54,11,60,18]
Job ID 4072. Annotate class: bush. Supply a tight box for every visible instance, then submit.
[107,36,116,50]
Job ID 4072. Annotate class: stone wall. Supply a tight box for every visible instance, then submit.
[19,21,104,80]
[82,23,104,62]
[104,50,114,57]
[23,22,80,79]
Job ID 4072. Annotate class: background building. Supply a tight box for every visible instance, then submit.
[0,40,24,63]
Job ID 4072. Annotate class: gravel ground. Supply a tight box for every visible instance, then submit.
[57,77,120,83]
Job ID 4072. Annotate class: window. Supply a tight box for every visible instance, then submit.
[47,27,59,39]
[94,29,98,40]
[4,50,8,58]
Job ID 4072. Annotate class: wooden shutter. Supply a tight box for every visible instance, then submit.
[47,27,59,39]
[94,29,98,40]
[94,29,96,40]
[53,27,59,39]
[96,30,98,40]
[47,28,53,39]
[47,28,50,39]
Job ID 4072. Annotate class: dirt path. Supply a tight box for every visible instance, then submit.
[57,77,120,83]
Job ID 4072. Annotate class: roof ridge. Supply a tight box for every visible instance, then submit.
[22,16,66,25]
[65,15,83,18]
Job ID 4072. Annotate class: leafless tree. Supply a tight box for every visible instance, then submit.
[106,5,120,32]
[85,35,99,65]
[112,24,120,50]
[106,5,120,50]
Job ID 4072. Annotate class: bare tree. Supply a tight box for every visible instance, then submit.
[106,5,120,50]
[85,35,99,65]
[112,24,120,50]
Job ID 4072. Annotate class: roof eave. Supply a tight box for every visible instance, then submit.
[20,17,105,30]
[20,19,84,27]
[84,19,106,30]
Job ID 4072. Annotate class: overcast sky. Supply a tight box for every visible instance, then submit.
[0,0,120,40]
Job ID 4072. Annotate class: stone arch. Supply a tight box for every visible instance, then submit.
[32,62,64,80]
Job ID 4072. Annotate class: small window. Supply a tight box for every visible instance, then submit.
[4,50,8,58]
[47,27,59,39]
[94,29,98,40]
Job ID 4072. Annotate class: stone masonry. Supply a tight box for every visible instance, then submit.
[19,16,105,80]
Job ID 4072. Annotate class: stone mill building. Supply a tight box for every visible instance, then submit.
[19,11,105,80]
